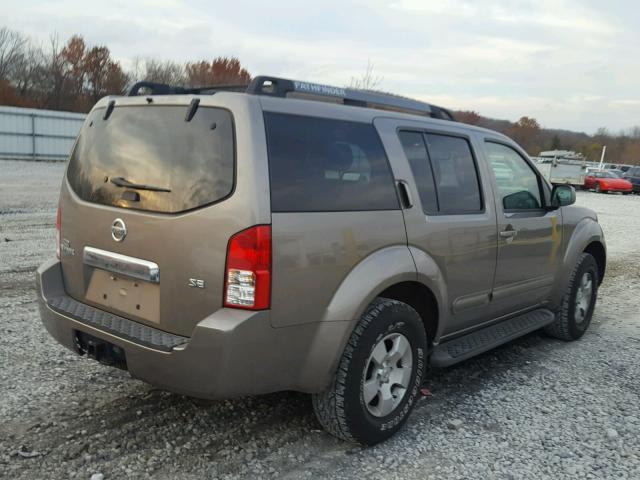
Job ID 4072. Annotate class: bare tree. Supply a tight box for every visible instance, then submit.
[37,34,68,110]
[10,44,43,98]
[132,58,185,85]
[0,27,27,79]
[349,60,383,91]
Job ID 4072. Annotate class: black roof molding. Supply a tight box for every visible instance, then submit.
[128,81,248,96]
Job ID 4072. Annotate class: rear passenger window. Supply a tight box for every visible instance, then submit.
[398,131,438,213]
[425,134,482,214]
[398,131,483,214]
[264,113,399,212]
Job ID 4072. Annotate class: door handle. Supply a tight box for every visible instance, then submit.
[396,180,413,209]
[499,225,517,243]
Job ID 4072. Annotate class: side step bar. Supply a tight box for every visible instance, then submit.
[431,308,555,367]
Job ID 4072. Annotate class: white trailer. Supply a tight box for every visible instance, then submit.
[532,150,587,186]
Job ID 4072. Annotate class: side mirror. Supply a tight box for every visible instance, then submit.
[551,185,576,208]
[503,190,540,210]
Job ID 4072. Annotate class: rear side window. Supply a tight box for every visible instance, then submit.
[67,106,234,214]
[425,134,482,214]
[398,131,438,213]
[264,113,399,212]
[398,131,483,214]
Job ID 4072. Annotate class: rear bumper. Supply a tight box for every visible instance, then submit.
[36,259,353,399]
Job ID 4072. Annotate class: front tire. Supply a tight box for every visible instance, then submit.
[312,298,427,445]
[544,253,599,341]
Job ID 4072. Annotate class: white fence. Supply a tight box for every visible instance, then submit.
[0,106,86,161]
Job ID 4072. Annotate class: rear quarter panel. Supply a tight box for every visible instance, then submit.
[270,211,409,327]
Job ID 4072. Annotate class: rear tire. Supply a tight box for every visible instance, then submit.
[312,298,427,445]
[544,253,599,341]
[595,183,603,193]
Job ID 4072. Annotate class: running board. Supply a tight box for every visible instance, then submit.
[431,308,555,367]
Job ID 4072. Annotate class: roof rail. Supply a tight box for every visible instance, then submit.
[127,76,455,121]
[246,76,455,121]
[128,81,248,96]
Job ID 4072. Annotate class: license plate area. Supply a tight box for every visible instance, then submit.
[85,269,160,324]
[75,331,127,370]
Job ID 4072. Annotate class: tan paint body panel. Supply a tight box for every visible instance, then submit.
[59,94,271,337]
[270,211,408,327]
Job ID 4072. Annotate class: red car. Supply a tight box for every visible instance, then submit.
[584,171,633,194]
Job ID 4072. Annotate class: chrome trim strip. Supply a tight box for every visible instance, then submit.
[83,246,160,283]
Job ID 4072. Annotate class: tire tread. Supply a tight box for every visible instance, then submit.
[311,298,400,442]
[544,253,597,341]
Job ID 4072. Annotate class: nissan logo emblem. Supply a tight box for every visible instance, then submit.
[111,218,127,242]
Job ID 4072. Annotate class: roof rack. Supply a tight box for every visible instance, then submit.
[246,76,455,121]
[127,76,455,121]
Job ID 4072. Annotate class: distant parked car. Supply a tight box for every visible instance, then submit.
[608,169,626,178]
[623,166,640,194]
[584,171,633,194]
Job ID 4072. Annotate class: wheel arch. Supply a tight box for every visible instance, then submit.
[317,245,445,383]
[377,281,439,344]
[584,240,606,285]
[551,216,606,308]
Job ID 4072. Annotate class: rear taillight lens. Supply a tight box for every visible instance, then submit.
[224,225,271,310]
[55,203,62,259]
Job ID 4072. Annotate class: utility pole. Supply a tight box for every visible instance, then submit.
[599,145,607,169]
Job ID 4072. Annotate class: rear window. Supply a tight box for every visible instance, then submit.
[67,105,234,213]
[398,130,483,214]
[264,112,399,212]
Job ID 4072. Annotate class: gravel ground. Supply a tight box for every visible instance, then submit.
[1,159,639,479]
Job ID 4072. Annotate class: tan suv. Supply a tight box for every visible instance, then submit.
[36,76,606,445]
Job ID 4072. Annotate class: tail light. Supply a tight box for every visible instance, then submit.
[55,203,62,259]
[224,225,271,310]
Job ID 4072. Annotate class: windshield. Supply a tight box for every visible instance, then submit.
[594,172,616,178]
[67,105,234,213]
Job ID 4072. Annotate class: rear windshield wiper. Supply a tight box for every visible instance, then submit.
[110,177,171,192]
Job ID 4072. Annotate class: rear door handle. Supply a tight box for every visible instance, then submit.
[396,180,413,209]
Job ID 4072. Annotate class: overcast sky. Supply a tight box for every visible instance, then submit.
[5,0,639,133]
